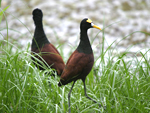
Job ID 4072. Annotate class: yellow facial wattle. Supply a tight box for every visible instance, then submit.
[86,19,92,23]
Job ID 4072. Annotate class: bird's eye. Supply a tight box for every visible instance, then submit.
[91,22,94,27]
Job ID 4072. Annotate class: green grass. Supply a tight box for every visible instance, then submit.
[1,3,150,113]
[1,32,150,113]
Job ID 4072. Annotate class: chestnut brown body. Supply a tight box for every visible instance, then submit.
[31,43,65,75]
[58,50,94,86]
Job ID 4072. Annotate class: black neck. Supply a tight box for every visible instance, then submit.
[77,29,93,54]
[32,21,50,49]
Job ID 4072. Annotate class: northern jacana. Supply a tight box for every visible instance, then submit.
[58,18,102,112]
[31,8,65,76]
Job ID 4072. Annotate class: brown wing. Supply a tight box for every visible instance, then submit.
[58,50,94,86]
[49,43,61,55]
[31,43,65,75]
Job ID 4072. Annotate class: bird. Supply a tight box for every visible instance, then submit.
[58,18,102,113]
[31,8,65,76]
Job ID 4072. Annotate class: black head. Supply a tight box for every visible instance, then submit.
[80,18,101,31]
[32,8,43,25]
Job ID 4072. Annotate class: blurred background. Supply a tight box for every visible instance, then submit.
[1,0,150,60]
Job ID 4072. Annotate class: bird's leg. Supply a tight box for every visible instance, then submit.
[83,81,101,107]
[68,81,76,113]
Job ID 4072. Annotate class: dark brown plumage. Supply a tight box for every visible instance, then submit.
[31,8,65,75]
[58,18,102,113]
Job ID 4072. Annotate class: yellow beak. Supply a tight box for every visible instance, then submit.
[93,25,102,30]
